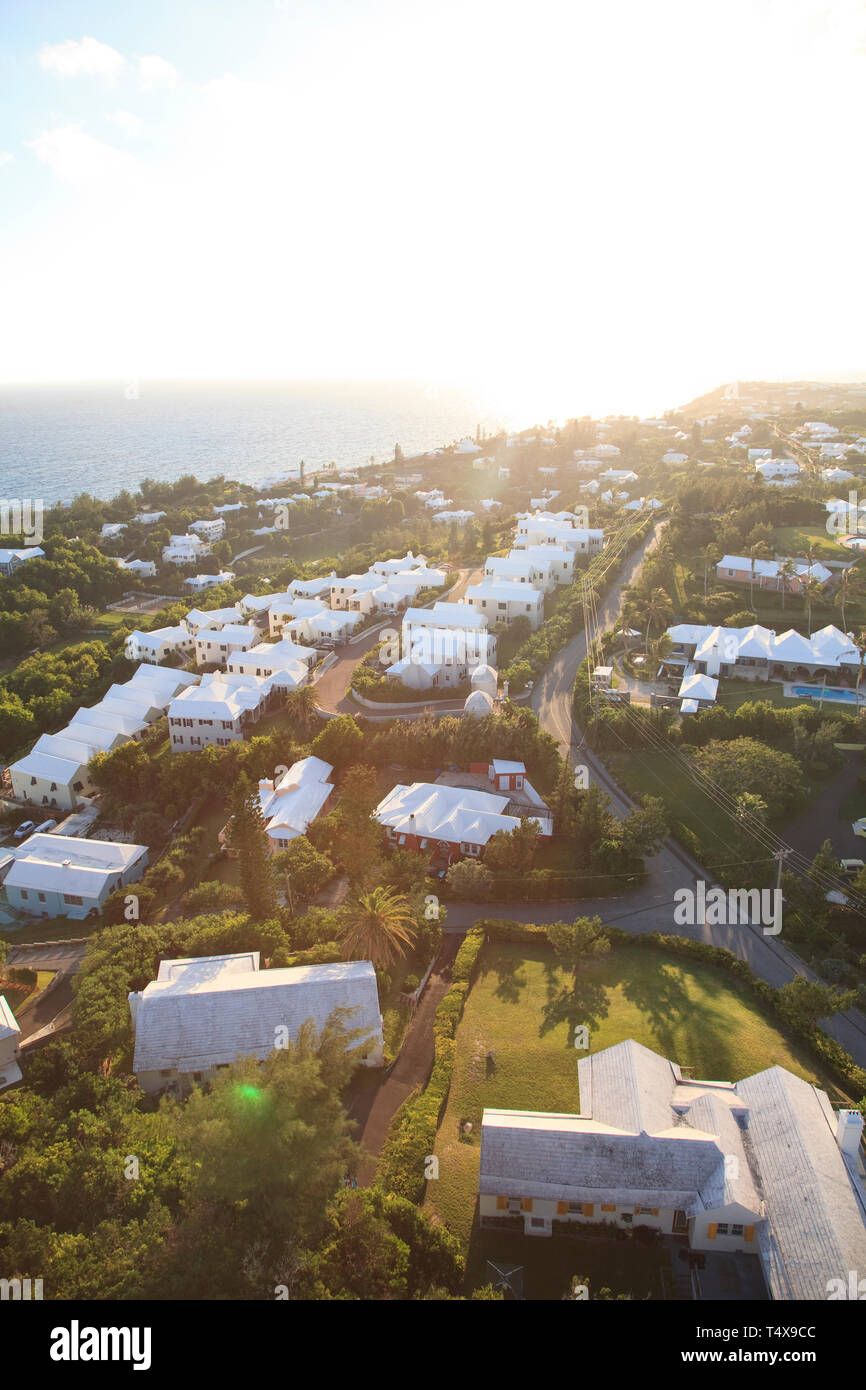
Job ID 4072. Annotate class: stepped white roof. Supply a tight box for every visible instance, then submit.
[375,781,548,845]
[257,756,334,841]
[4,834,147,897]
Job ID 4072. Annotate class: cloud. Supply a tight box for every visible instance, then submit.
[0,152,14,166]
[105,109,145,138]
[38,35,126,80]
[27,125,135,183]
[138,55,177,91]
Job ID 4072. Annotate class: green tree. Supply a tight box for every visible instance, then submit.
[228,773,278,921]
[312,714,364,768]
[342,886,417,968]
[484,818,541,874]
[445,858,494,900]
[547,915,610,978]
[776,976,856,1032]
[272,837,334,904]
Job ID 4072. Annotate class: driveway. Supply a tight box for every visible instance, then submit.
[314,566,482,718]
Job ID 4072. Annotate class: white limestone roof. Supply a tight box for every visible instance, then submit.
[258,756,334,839]
[375,782,545,845]
[491,759,526,775]
[735,1066,866,1300]
[185,606,242,630]
[10,750,87,783]
[69,706,147,740]
[404,602,486,630]
[0,994,21,1041]
[132,957,382,1074]
[677,672,718,701]
[33,731,105,763]
[5,834,147,896]
[464,691,494,712]
[169,673,271,721]
[466,581,543,604]
[195,624,257,647]
[229,638,316,668]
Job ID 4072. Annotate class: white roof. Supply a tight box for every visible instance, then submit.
[0,994,21,1042]
[404,602,486,631]
[229,638,316,668]
[185,606,243,630]
[258,756,334,840]
[169,672,271,721]
[196,623,257,647]
[68,705,147,740]
[466,581,543,604]
[491,759,526,775]
[131,955,382,1074]
[10,748,85,784]
[5,834,147,897]
[677,672,718,702]
[375,782,546,846]
[0,546,44,565]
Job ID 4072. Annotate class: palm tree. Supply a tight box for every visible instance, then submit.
[747,542,772,611]
[799,576,825,637]
[285,684,318,735]
[776,557,797,613]
[342,886,417,969]
[638,587,674,651]
[702,543,721,597]
[834,567,865,632]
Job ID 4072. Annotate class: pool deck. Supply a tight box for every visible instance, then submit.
[783,681,866,705]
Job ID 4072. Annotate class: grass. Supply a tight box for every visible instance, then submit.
[607,747,745,864]
[774,524,853,562]
[424,940,840,1250]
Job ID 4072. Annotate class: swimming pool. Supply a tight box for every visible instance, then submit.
[792,685,861,703]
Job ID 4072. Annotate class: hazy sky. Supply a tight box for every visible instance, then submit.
[1,0,865,419]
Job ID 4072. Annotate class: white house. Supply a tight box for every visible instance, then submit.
[100,522,127,540]
[116,558,158,578]
[386,602,496,689]
[0,834,148,920]
[133,510,167,525]
[485,554,555,593]
[433,509,475,525]
[330,572,382,611]
[0,547,45,576]
[478,1038,866,1302]
[129,953,383,1091]
[374,781,551,866]
[184,605,243,634]
[0,996,22,1090]
[665,621,860,682]
[513,514,603,554]
[194,623,259,667]
[662,452,689,464]
[184,571,235,591]
[508,544,576,586]
[162,534,210,566]
[464,580,544,630]
[254,756,334,851]
[124,625,196,665]
[189,517,226,543]
[68,703,148,744]
[168,672,275,750]
[714,555,832,591]
[226,639,315,690]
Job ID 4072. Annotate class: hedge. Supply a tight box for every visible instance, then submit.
[375,927,485,1200]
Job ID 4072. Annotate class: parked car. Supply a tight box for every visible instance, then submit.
[853,817,866,837]
[839,858,864,878]
[32,819,58,834]
[13,820,35,840]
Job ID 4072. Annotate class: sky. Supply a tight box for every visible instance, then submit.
[1,0,865,421]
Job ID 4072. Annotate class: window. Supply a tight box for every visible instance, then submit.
[731,1224,744,1237]
[716,1223,729,1235]
[63,894,84,906]
[20,890,28,900]
[38,892,46,903]
[530,1217,545,1228]
[636,1207,659,1215]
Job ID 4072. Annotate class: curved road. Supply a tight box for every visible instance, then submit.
[514,521,866,1070]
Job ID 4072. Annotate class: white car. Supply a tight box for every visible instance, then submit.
[853,818,866,837]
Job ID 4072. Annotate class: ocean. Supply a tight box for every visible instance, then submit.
[0,379,505,506]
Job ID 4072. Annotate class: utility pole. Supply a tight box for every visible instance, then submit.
[772,847,790,935]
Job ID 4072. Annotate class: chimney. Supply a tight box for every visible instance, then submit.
[128,990,142,1030]
[836,1108,864,1161]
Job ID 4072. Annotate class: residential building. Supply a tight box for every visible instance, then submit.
[464,580,544,630]
[167,672,274,750]
[162,533,210,565]
[485,554,555,593]
[100,522,127,539]
[714,555,832,591]
[129,953,383,1091]
[116,558,158,578]
[253,756,334,851]
[124,625,196,665]
[478,1038,866,1301]
[665,621,860,682]
[226,639,315,689]
[0,996,22,1090]
[385,602,495,689]
[184,605,243,634]
[184,571,235,591]
[375,781,551,866]
[190,517,227,543]
[0,547,45,576]
[0,834,148,920]
[194,623,259,667]
[513,514,603,554]
[508,544,577,586]
[133,510,167,525]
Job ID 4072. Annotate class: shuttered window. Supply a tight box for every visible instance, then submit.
[707,1223,718,1239]
[744,1225,755,1241]
[496,1196,508,1211]
[520,1197,533,1212]
[582,1203,595,1217]
[556,1201,568,1215]
[601,1203,616,1212]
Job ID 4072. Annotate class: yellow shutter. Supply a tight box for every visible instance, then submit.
[707,1223,718,1239]
[744,1225,755,1241]
[521,1197,533,1212]
[582,1203,595,1217]
[649,1208,659,1217]
[601,1203,616,1212]
[496,1195,507,1211]
[556,1201,568,1215]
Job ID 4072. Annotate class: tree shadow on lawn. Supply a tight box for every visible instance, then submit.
[539,958,611,1041]
[479,951,529,1004]
[615,956,742,1079]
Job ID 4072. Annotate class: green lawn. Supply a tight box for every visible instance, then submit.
[424,941,840,1249]
[607,748,745,864]
[773,525,853,563]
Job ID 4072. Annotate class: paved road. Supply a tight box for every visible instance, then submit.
[512,520,866,1070]
[6,941,88,973]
